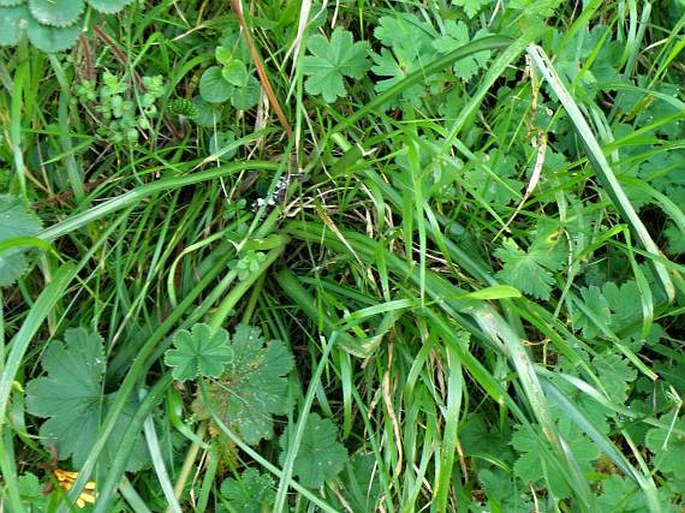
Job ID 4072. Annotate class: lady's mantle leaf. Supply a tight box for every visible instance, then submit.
[370,14,437,107]
[495,239,558,299]
[572,285,612,339]
[26,14,81,52]
[164,323,232,381]
[0,5,30,47]
[219,468,275,512]
[433,21,492,81]
[0,194,43,286]
[511,423,599,498]
[302,28,371,103]
[495,226,566,300]
[195,324,294,445]
[86,0,134,14]
[28,0,84,28]
[279,413,348,488]
[25,328,148,470]
[25,329,105,443]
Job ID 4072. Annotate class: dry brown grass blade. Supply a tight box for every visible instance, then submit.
[232,0,293,137]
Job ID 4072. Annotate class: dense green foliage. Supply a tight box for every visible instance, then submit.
[1,0,684,511]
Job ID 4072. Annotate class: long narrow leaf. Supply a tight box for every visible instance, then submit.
[526,44,675,301]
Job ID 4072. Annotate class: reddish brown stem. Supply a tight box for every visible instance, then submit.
[232,0,292,137]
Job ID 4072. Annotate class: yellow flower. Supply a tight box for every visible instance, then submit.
[53,469,97,508]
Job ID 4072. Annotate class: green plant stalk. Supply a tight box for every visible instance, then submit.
[0,424,24,513]
[440,30,542,149]
[195,445,217,513]
[274,333,336,513]
[166,422,207,512]
[166,221,247,308]
[92,373,173,513]
[275,268,366,356]
[208,242,288,333]
[432,342,463,512]
[118,476,154,513]
[0,236,54,256]
[9,42,28,197]
[241,271,266,325]
[623,2,651,78]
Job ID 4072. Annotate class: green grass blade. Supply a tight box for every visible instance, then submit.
[541,376,662,513]
[274,334,336,513]
[0,264,76,513]
[526,44,675,301]
[0,264,76,424]
[199,383,340,513]
[141,389,183,513]
[37,161,279,243]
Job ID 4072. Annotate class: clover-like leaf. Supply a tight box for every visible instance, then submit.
[230,75,260,110]
[164,323,232,381]
[208,130,237,162]
[302,27,371,103]
[28,0,84,28]
[221,59,247,87]
[230,250,267,281]
[191,96,223,127]
[25,328,148,470]
[195,324,294,445]
[279,413,348,488]
[0,195,43,286]
[199,66,234,104]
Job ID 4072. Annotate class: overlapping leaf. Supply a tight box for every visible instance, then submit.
[25,328,148,470]
[0,195,42,286]
[164,323,232,381]
[195,324,294,445]
[279,413,348,488]
[302,27,371,103]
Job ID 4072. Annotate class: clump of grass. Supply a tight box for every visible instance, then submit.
[1,0,684,512]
